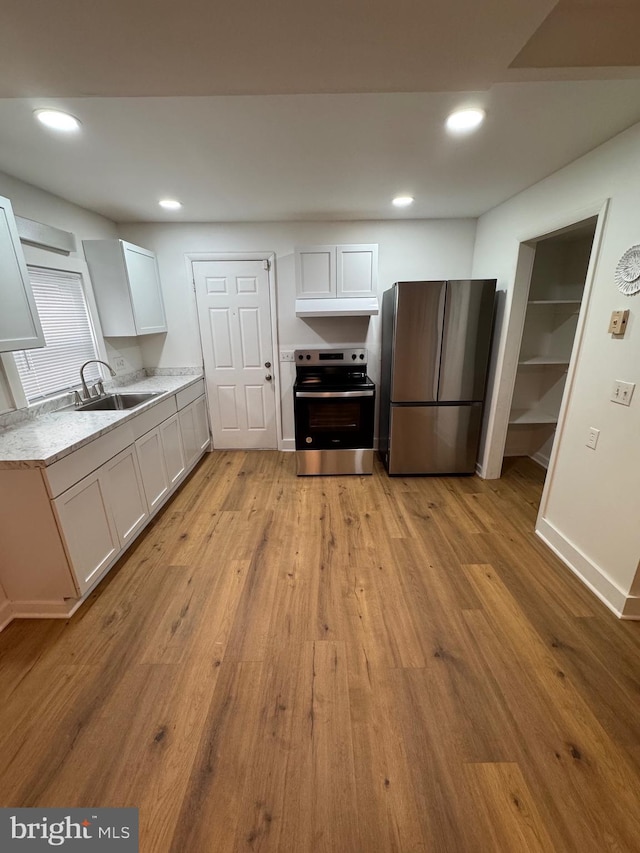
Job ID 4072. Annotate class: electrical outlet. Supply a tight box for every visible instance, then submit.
[280,350,295,362]
[113,357,126,373]
[586,427,600,450]
[611,380,635,406]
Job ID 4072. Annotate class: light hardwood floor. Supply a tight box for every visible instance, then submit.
[1,452,640,852]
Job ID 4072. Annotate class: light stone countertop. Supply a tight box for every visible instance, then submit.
[0,373,204,469]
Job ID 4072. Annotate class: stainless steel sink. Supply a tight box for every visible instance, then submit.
[73,392,161,411]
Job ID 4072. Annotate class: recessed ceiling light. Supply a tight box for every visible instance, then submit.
[34,109,81,132]
[392,196,414,208]
[445,108,485,134]
[159,199,182,210]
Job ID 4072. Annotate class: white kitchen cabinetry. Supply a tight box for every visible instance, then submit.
[135,427,170,511]
[54,445,148,595]
[295,244,379,317]
[295,244,377,298]
[53,469,120,595]
[336,244,378,297]
[102,446,149,547]
[0,195,45,352]
[160,413,186,486]
[0,380,210,627]
[83,239,167,336]
[295,245,336,298]
[179,395,210,468]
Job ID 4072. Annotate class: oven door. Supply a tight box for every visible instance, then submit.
[294,389,375,450]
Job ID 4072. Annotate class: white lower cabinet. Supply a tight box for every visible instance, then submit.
[136,426,170,511]
[0,382,211,625]
[160,413,186,486]
[53,470,120,595]
[179,395,210,467]
[136,412,187,511]
[102,446,149,547]
[54,446,148,595]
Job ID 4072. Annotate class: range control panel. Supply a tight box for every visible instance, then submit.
[294,348,367,366]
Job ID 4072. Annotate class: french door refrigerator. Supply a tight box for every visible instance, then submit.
[379,279,496,475]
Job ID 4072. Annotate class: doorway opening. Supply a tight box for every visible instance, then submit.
[503,216,598,482]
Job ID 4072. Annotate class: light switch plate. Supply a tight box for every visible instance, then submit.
[611,380,635,406]
[586,427,600,450]
[280,350,295,362]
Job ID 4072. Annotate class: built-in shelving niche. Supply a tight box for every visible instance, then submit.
[505,219,597,470]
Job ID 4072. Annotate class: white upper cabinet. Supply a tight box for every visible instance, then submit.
[0,195,45,352]
[83,239,167,336]
[295,243,379,316]
[336,244,378,297]
[295,245,337,298]
[295,244,377,299]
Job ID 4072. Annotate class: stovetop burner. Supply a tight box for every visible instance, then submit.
[294,348,373,392]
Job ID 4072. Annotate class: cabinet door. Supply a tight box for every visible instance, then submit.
[102,445,149,547]
[295,246,336,298]
[0,195,45,352]
[179,396,210,469]
[122,241,167,334]
[336,244,378,297]
[192,395,211,452]
[159,413,186,486]
[178,401,199,468]
[136,427,170,511]
[53,471,119,595]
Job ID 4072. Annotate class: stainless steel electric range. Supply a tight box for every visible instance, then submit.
[293,348,375,476]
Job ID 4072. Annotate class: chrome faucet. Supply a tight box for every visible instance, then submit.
[79,360,116,400]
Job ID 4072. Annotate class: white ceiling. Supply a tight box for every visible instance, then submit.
[0,0,639,223]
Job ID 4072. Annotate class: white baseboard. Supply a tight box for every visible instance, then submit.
[0,599,13,631]
[621,595,640,620]
[10,599,78,619]
[536,516,636,618]
[530,450,550,469]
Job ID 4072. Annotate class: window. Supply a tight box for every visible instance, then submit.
[14,266,100,402]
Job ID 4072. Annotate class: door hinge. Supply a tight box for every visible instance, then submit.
[263,259,271,272]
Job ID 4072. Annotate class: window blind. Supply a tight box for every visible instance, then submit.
[14,267,100,402]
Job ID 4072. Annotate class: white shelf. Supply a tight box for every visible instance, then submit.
[527,299,581,306]
[518,356,570,366]
[509,409,558,426]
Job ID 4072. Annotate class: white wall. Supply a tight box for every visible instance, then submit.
[119,219,477,444]
[472,122,640,617]
[0,171,143,413]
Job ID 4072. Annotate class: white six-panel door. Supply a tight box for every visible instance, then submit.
[193,260,277,449]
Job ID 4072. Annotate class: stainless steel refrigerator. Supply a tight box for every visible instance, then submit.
[379,279,496,475]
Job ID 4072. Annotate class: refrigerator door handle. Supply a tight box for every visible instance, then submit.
[433,285,446,399]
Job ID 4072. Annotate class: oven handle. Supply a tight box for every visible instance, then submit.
[295,390,375,398]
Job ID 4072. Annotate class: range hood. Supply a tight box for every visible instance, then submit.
[295,296,379,318]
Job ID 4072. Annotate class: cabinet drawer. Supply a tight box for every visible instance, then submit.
[132,396,177,440]
[176,378,205,410]
[44,421,134,499]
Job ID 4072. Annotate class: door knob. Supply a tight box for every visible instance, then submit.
[265,361,271,369]
[265,374,272,381]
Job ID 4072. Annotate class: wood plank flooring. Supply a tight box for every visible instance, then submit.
[1,452,640,852]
